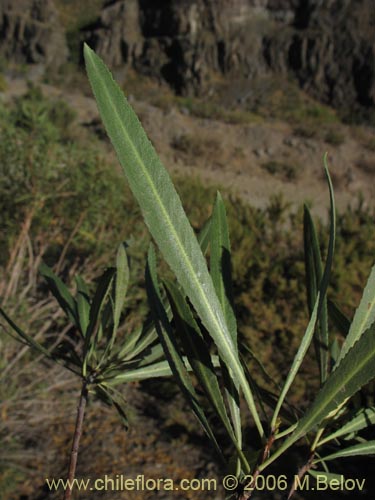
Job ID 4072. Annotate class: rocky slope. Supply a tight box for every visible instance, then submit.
[0,0,67,69]
[1,0,374,219]
[81,0,375,119]
[1,0,374,120]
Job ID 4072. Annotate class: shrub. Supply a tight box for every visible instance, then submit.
[82,45,375,499]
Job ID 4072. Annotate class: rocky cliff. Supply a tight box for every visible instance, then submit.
[1,0,374,119]
[0,0,68,69]
[81,0,375,118]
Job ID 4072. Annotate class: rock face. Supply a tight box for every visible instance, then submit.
[0,0,68,69]
[265,0,375,113]
[82,0,375,116]
[1,0,374,117]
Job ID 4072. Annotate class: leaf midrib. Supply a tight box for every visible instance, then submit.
[296,331,375,439]
[89,54,236,361]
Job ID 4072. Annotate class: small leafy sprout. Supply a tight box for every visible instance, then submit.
[0,243,176,499]
[85,44,375,499]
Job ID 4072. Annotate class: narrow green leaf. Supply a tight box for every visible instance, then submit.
[76,292,90,338]
[318,407,375,446]
[84,44,263,438]
[329,337,341,366]
[262,322,375,471]
[39,262,77,326]
[210,192,237,344]
[0,308,81,375]
[111,243,129,349]
[210,192,242,471]
[103,356,214,385]
[304,205,329,383]
[83,268,115,373]
[316,440,375,461]
[0,307,55,360]
[164,279,250,472]
[145,246,225,461]
[134,343,165,367]
[271,159,335,430]
[122,318,160,361]
[337,264,375,365]
[240,341,281,393]
[327,299,350,337]
[197,215,212,254]
[270,293,320,430]
[96,384,128,429]
[105,359,174,384]
[75,276,91,337]
[75,275,90,297]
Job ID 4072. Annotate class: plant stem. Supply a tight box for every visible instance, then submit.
[239,432,275,500]
[64,381,88,500]
[287,451,315,499]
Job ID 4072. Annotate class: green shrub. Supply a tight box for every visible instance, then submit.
[82,46,375,499]
[261,160,299,180]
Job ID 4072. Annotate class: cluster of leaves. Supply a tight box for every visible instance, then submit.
[1,243,185,430]
[84,45,375,498]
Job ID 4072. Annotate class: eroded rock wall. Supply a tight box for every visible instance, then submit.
[0,0,68,68]
[1,0,374,115]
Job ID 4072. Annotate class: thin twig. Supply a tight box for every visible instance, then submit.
[287,451,315,500]
[239,432,275,500]
[64,381,88,500]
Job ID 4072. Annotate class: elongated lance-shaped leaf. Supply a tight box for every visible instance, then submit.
[84,45,264,439]
[210,192,237,345]
[104,359,176,384]
[304,205,329,384]
[317,407,375,446]
[315,440,375,462]
[97,245,131,369]
[327,299,350,337]
[0,307,56,360]
[261,321,375,471]
[75,276,90,337]
[39,262,78,327]
[145,246,225,461]
[329,337,340,366]
[197,216,212,254]
[117,319,154,360]
[164,279,250,473]
[83,268,115,375]
[336,264,375,365]
[75,291,90,341]
[111,243,129,348]
[0,308,81,375]
[103,356,219,385]
[210,192,242,471]
[101,341,164,381]
[270,160,336,430]
[270,294,320,430]
[96,384,128,429]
